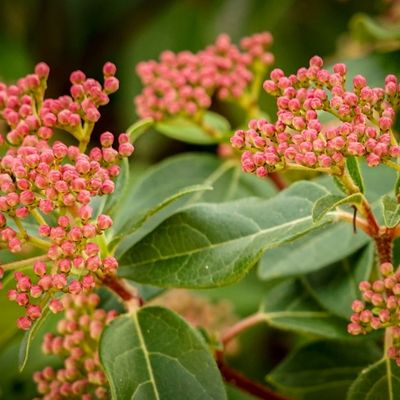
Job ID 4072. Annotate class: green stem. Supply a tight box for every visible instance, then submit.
[2,254,49,271]
[79,139,89,153]
[28,236,51,250]
[385,160,400,172]
[13,217,28,239]
[285,163,332,174]
[31,209,47,226]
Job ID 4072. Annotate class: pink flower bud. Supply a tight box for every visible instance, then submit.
[27,304,42,320]
[34,261,47,277]
[35,62,50,79]
[97,214,113,230]
[17,316,32,330]
[100,131,114,147]
[103,62,117,76]
[79,205,92,221]
[81,275,95,289]
[104,76,119,93]
[49,299,64,313]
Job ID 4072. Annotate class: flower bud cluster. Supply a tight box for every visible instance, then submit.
[9,212,119,330]
[0,64,134,330]
[0,131,132,254]
[0,62,118,145]
[135,32,274,120]
[231,56,400,177]
[33,293,116,399]
[348,262,400,365]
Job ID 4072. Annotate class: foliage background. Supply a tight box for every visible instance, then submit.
[0,0,397,398]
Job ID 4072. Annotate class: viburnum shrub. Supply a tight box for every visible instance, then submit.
[2,31,400,400]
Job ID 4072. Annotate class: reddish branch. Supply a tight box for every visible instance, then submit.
[103,276,143,306]
[216,351,290,400]
[268,172,287,191]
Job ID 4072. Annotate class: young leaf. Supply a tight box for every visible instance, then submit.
[381,194,400,228]
[259,280,349,339]
[267,340,380,400]
[117,182,333,288]
[312,193,364,222]
[18,303,51,372]
[346,156,365,193]
[303,244,374,318]
[347,358,400,400]
[154,110,230,145]
[258,222,368,281]
[127,117,154,143]
[100,306,226,400]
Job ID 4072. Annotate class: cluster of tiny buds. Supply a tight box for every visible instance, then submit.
[231,55,400,177]
[0,62,118,145]
[33,293,116,399]
[0,65,134,330]
[0,130,132,257]
[8,211,118,330]
[348,262,400,365]
[135,32,274,120]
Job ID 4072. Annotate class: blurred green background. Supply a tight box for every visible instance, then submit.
[0,0,399,398]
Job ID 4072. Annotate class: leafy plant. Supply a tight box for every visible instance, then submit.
[1,26,400,400]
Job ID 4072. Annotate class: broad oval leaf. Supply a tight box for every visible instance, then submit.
[100,306,226,400]
[267,340,380,400]
[347,358,400,400]
[112,153,275,236]
[258,222,368,281]
[117,182,332,288]
[259,280,349,339]
[112,153,276,254]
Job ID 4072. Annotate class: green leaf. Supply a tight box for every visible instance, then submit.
[203,111,231,135]
[259,280,349,339]
[127,118,154,143]
[18,303,51,372]
[258,222,368,281]
[114,183,213,255]
[382,194,400,228]
[267,340,380,400]
[155,111,230,145]
[346,157,365,194]
[0,290,21,349]
[347,358,400,400]
[304,244,374,318]
[117,182,332,288]
[395,173,400,197]
[100,306,226,400]
[350,13,400,43]
[312,193,364,222]
[112,153,275,237]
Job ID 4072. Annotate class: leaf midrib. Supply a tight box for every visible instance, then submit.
[132,313,160,400]
[123,213,329,267]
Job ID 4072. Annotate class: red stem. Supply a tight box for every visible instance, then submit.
[216,352,290,400]
[268,172,287,191]
[103,276,143,306]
